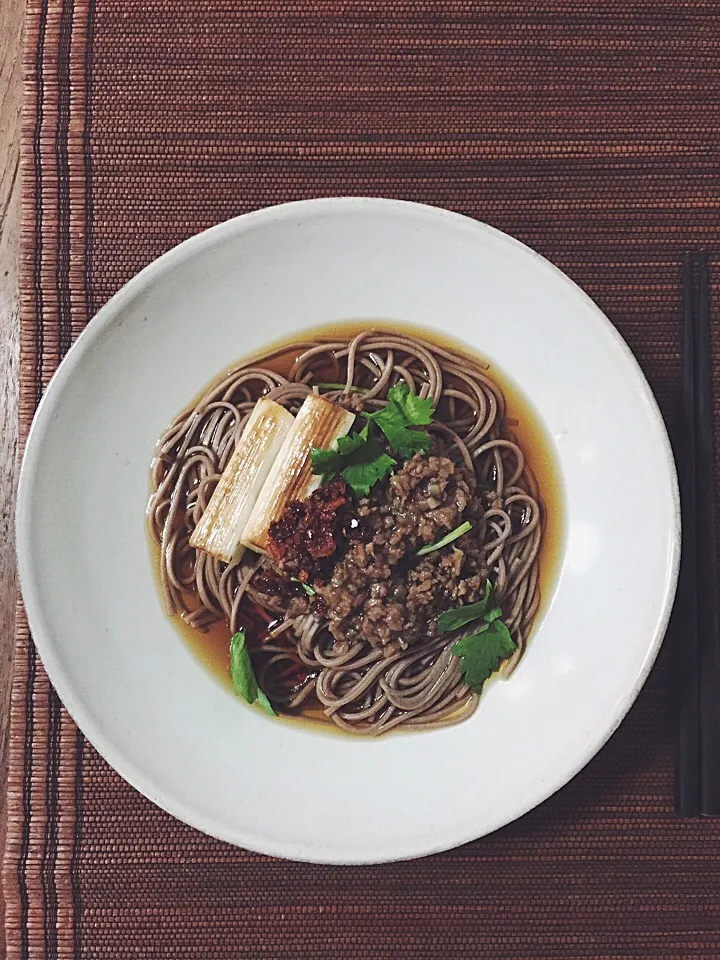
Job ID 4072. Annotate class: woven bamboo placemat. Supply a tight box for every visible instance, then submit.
[6,1,720,956]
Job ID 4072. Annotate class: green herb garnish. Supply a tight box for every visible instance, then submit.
[451,620,516,694]
[312,422,396,498]
[229,630,277,716]
[291,577,316,597]
[365,383,434,459]
[436,580,500,632]
[416,521,472,557]
[437,581,516,693]
[311,384,434,498]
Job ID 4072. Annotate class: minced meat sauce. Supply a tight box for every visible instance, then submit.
[265,453,489,656]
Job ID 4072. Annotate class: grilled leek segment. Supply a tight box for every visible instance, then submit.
[189,398,294,564]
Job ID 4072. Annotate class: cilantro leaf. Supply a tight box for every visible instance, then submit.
[440,581,515,694]
[436,580,502,633]
[366,383,435,459]
[230,629,257,702]
[416,520,473,557]
[310,383,435,498]
[340,439,396,497]
[311,422,396,498]
[256,689,277,715]
[371,408,432,458]
[452,620,516,694]
[229,630,278,716]
[311,429,368,481]
[387,383,435,425]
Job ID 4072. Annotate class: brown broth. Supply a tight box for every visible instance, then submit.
[149,321,566,728]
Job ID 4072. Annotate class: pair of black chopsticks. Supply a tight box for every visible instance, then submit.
[675,252,720,816]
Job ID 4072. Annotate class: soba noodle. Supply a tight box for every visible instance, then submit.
[148,331,543,735]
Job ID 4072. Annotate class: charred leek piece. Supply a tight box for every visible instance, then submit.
[242,395,355,553]
[189,398,295,564]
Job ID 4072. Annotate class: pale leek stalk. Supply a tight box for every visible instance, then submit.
[189,398,295,564]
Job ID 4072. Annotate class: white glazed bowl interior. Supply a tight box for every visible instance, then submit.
[16,198,679,863]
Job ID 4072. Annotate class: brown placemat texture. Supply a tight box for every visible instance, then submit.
[6,1,720,956]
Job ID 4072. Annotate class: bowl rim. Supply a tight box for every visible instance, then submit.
[15,197,681,862]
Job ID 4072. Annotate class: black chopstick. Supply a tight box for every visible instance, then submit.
[676,252,701,816]
[694,254,720,814]
[676,251,720,816]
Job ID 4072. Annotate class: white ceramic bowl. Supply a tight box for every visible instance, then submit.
[16,198,680,863]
